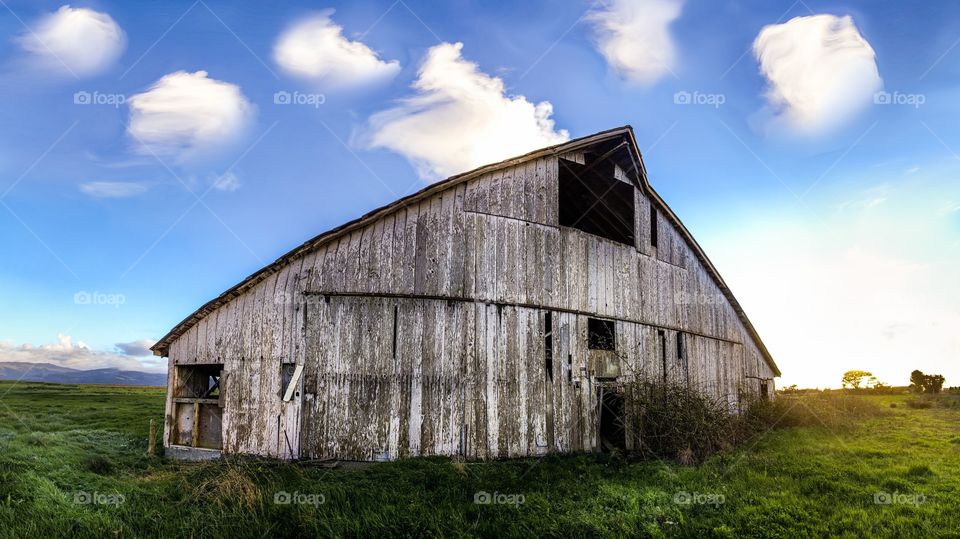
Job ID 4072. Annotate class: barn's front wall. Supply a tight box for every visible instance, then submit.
[162,144,777,460]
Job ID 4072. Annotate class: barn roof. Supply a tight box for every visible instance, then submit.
[151,126,779,377]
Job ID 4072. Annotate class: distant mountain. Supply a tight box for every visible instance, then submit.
[0,362,166,386]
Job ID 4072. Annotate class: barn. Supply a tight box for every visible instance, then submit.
[151,126,779,461]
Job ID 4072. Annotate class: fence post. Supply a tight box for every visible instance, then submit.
[147,418,156,456]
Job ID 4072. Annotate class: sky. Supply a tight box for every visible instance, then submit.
[0,0,957,388]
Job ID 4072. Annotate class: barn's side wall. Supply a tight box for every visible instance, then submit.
[163,152,776,459]
[165,253,310,458]
[299,296,760,460]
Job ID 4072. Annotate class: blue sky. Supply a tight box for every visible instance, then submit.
[0,0,957,388]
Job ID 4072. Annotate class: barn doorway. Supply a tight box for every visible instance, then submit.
[597,384,626,452]
[171,364,223,450]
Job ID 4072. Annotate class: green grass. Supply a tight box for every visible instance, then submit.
[0,382,958,538]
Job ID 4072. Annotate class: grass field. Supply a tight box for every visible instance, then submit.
[0,382,958,538]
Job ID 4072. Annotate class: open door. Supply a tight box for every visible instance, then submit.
[171,364,223,450]
[597,384,626,452]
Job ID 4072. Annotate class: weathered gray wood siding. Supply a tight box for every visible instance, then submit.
[163,153,776,459]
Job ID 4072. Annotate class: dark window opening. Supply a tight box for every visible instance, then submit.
[677,332,688,387]
[588,318,616,350]
[175,364,222,399]
[558,158,635,245]
[281,362,303,401]
[650,205,659,248]
[760,381,770,401]
[658,330,667,385]
[281,364,296,396]
[544,312,554,381]
[392,304,399,359]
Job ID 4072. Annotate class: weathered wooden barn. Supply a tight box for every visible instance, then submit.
[152,126,779,461]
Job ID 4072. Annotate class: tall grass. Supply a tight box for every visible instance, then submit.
[746,392,888,430]
[2,381,956,537]
[624,381,888,464]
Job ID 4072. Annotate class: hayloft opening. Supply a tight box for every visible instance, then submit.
[558,158,635,245]
[588,318,616,351]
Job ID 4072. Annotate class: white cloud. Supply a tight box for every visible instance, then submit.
[0,335,164,372]
[79,181,148,198]
[114,339,157,357]
[586,0,683,85]
[18,5,125,77]
[212,171,240,192]
[367,42,569,181]
[127,71,254,161]
[753,14,882,134]
[274,10,400,90]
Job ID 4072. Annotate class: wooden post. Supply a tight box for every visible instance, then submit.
[192,402,200,447]
[147,418,156,456]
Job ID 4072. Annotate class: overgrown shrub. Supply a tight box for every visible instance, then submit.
[624,382,742,464]
[903,395,960,409]
[906,399,934,409]
[623,381,886,464]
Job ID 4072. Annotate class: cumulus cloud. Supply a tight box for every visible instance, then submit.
[367,42,569,181]
[274,10,400,90]
[17,5,125,77]
[586,0,683,85]
[79,181,148,198]
[0,335,164,372]
[127,71,255,161]
[753,14,882,134]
